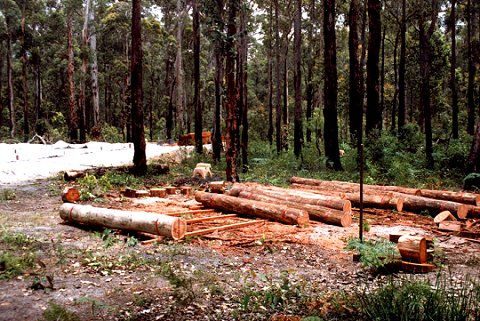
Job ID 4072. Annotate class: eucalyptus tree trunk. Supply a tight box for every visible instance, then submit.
[193,0,202,154]
[212,0,225,162]
[391,31,399,132]
[305,0,315,144]
[267,6,274,145]
[365,0,382,136]
[274,0,282,154]
[323,0,342,171]
[419,0,438,169]
[79,0,91,143]
[450,0,458,139]
[225,0,239,182]
[0,48,3,129]
[67,13,77,142]
[21,6,29,141]
[7,31,15,138]
[348,0,363,147]
[175,0,185,135]
[131,0,147,175]
[398,0,407,131]
[89,0,100,128]
[293,0,303,158]
[467,0,475,135]
[238,4,249,172]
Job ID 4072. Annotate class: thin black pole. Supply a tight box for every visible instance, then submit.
[359,143,364,242]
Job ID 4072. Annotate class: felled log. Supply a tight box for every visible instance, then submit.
[150,188,167,198]
[415,189,480,206]
[438,221,464,232]
[64,170,85,181]
[228,184,350,212]
[342,192,403,212]
[391,192,470,219]
[397,235,427,263]
[433,210,456,223]
[62,187,80,203]
[194,191,309,226]
[236,191,351,227]
[209,181,226,194]
[166,187,177,195]
[59,203,186,239]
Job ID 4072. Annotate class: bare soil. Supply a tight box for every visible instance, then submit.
[0,178,479,321]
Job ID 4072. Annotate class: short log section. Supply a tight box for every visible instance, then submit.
[397,235,427,264]
[59,203,187,240]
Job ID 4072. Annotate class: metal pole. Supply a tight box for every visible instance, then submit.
[359,143,364,242]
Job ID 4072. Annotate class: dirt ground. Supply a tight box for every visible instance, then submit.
[0,178,479,321]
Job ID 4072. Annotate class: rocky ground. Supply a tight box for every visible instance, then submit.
[0,178,479,321]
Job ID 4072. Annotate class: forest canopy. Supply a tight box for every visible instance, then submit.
[0,0,479,183]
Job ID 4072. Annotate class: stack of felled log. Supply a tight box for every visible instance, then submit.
[290,177,480,240]
[194,183,353,227]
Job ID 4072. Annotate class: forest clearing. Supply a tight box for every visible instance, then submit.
[0,146,479,320]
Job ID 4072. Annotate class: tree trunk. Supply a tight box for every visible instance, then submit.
[193,0,202,154]
[391,30,399,132]
[323,0,343,170]
[131,0,147,175]
[305,1,315,144]
[175,0,185,135]
[225,0,239,182]
[7,31,15,138]
[0,48,3,129]
[450,0,459,139]
[60,203,187,240]
[90,0,100,128]
[293,0,303,158]
[467,121,480,172]
[195,191,309,226]
[267,5,274,145]
[348,0,363,151]
[365,0,382,136]
[21,7,29,141]
[398,0,407,131]
[239,5,249,172]
[80,0,91,144]
[275,0,282,154]
[236,191,352,227]
[380,24,386,131]
[467,0,475,135]
[165,57,174,140]
[67,13,77,142]
[419,0,438,169]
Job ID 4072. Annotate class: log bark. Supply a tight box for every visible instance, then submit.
[59,203,186,239]
[343,192,403,212]
[64,171,85,181]
[228,184,351,212]
[397,235,427,263]
[150,188,167,197]
[433,210,456,223]
[415,189,480,206]
[438,221,463,232]
[194,191,309,226]
[62,187,80,203]
[391,192,470,219]
[209,181,226,194]
[236,191,351,227]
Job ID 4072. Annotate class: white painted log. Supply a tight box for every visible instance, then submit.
[59,203,186,239]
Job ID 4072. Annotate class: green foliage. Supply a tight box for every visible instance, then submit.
[94,228,118,248]
[0,189,16,201]
[0,251,36,279]
[40,302,80,321]
[0,229,33,247]
[100,124,124,143]
[345,237,400,269]
[356,276,480,321]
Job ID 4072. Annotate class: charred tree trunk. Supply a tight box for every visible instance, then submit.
[348,0,363,150]
[193,0,203,154]
[131,0,147,175]
[267,5,274,145]
[293,0,303,158]
[0,48,3,129]
[238,5,249,172]
[305,0,315,144]
[391,31,399,132]
[365,0,382,136]
[323,0,343,170]
[212,0,225,162]
[90,0,100,128]
[225,0,239,182]
[7,28,15,138]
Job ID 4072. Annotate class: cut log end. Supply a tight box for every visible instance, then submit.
[457,205,469,220]
[395,198,404,212]
[342,200,352,213]
[397,235,427,264]
[171,218,187,240]
[340,212,352,227]
[433,210,456,223]
[62,187,80,203]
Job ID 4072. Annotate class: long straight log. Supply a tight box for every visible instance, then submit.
[60,203,187,239]
[228,184,351,212]
[343,192,404,212]
[194,191,309,226]
[390,192,470,219]
[291,176,480,206]
[236,191,352,227]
